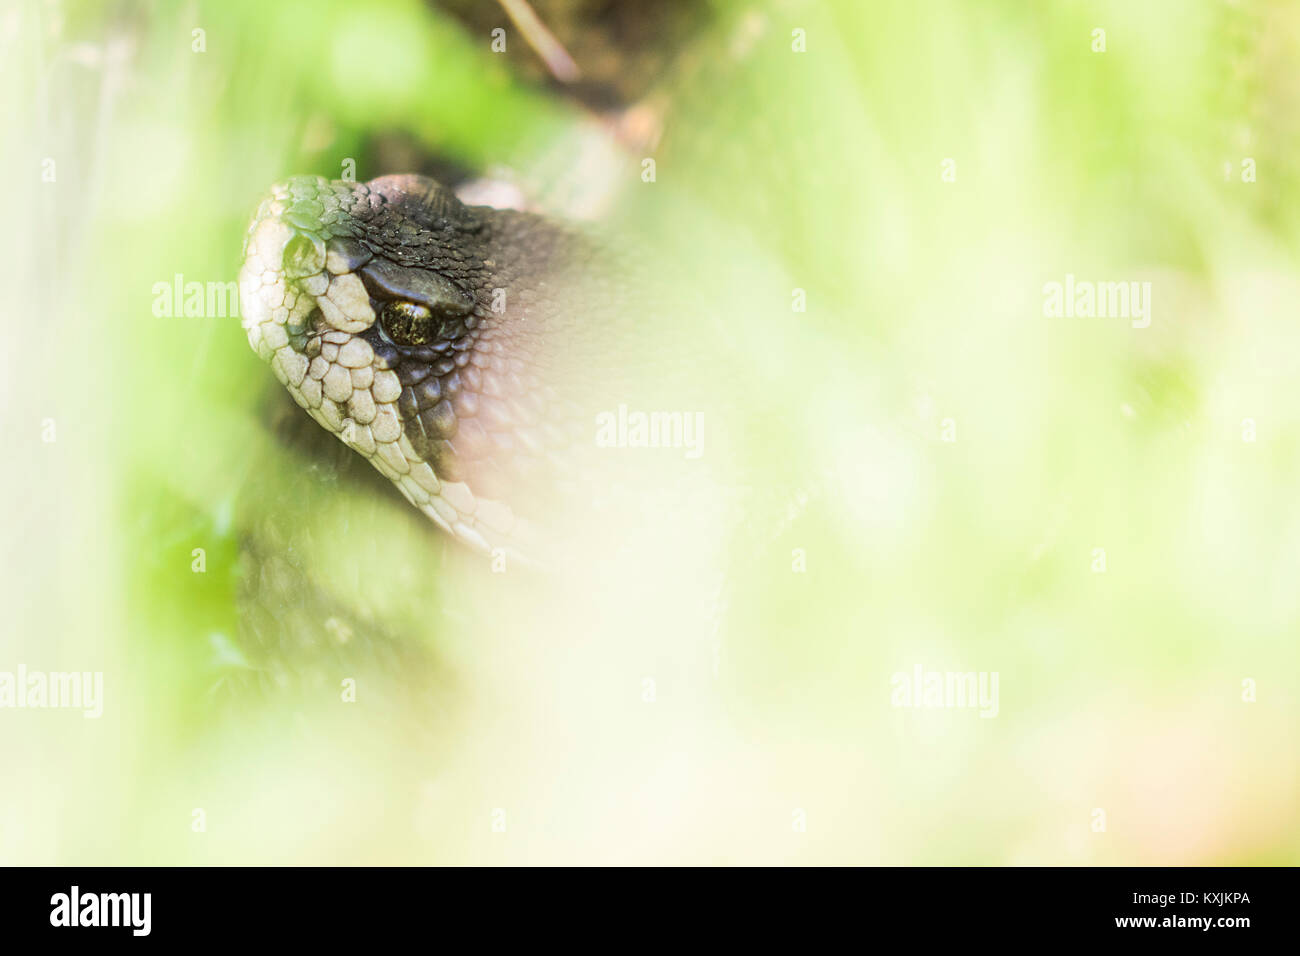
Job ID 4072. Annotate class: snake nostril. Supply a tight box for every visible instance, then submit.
[282,230,326,279]
[298,309,328,358]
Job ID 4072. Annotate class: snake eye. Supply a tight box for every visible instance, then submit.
[379,300,438,346]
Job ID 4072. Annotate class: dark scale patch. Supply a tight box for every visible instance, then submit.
[428,440,463,482]
[396,363,430,386]
[414,376,442,406]
[384,321,540,505]
[421,399,457,439]
[396,388,417,422]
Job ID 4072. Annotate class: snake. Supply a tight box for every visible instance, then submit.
[238,173,750,566]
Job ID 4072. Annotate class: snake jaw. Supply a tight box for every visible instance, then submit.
[238,175,536,563]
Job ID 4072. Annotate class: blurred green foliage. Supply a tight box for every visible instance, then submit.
[2,0,1297,864]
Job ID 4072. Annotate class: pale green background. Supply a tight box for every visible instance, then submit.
[1,0,1296,864]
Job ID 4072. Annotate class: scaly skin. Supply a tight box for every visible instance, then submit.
[239,173,728,564]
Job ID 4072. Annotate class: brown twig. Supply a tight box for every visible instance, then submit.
[497,0,581,83]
